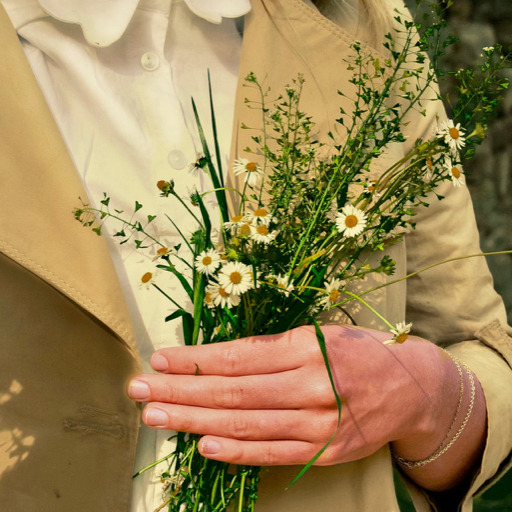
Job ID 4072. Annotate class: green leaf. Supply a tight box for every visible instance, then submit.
[191,273,206,346]
[191,95,229,223]
[165,309,190,323]
[181,312,195,346]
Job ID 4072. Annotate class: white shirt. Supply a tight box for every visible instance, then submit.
[2,0,249,509]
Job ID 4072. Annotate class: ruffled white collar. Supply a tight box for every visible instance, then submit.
[5,0,251,46]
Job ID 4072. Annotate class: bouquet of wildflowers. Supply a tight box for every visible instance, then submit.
[75,1,511,510]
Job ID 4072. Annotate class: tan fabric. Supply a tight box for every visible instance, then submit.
[0,3,142,510]
[1,0,512,511]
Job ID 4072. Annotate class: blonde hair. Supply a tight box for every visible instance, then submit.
[313,0,391,47]
[359,0,391,39]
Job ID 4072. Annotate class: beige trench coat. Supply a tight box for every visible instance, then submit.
[1,1,511,511]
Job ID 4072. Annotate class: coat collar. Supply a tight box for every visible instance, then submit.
[2,0,251,46]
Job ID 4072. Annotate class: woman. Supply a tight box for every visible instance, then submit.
[0,0,510,511]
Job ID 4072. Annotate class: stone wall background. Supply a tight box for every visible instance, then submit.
[444,0,512,324]
[407,0,512,323]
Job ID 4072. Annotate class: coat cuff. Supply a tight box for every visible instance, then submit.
[446,320,512,509]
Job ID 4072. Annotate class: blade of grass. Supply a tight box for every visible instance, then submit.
[287,319,342,487]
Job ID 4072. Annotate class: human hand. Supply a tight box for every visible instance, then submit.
[127,324,465,474]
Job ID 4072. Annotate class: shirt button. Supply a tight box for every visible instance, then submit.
[140,52,160,71]
[167,149,188,170]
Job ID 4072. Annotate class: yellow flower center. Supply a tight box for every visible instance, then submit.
[232,215,244,223]
[202,256,212,266]
[254,208,268,217]
[395,333,409,344]
[245,162,258,173]
[329,290,340,302]
[157,247,169,256]
[204,292,213,304]
[141,272,153,284]
[426,157,433,169]
[256,225,269,235]
[219,287,230,297]
[449,127,460,140]
[156,180,166,190]
[240,224,251,236]
[451,166,461,179]
[229,272,242,284]
[345,214,358,228]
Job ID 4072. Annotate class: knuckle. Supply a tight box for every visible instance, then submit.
[311,378,338,407]
[261,445,280,466]
[213,382,244,409]
[162,379,181,404]
[229,413,252,439]
[221,345,243,373]
[309,412,340,443]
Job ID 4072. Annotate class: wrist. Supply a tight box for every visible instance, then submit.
[390,348,486,491]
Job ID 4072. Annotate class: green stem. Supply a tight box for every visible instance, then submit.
[338,290,394,330]
[151,283,184,311]
[336,251,512,307]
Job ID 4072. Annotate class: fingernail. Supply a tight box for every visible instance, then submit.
[151,353,169,372]
[200,439,221,455]
[128,379,150,401]
[145,408,169,427]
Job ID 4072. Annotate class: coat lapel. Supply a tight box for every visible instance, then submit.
[0,3,137,352]
[229,0,407,332]
[230,0,387,166]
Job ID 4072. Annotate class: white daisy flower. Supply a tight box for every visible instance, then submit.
[319,278,345,308]
[223,215,252,238]
[194,249,222,276]
[443,156,466,187]
[335,204,368,237]
[224,214,246,233]
[233,158,264,187]
[383,321,413,345]
[246,207,275,226]
[139,270,158,290]
[422,156,434,183]
[205,283,240,309]
[218,261,254,295]
[449,163,465,187]
[250,224,278,244]
[437,119,466,152]
[152,246,170,261]
[267,274,294,296]
[363,179,380,197]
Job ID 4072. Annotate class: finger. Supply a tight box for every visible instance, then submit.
[197,436,316,466]
[150,326,319,375]
[128,369,334,410]
[141,403,335,443]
